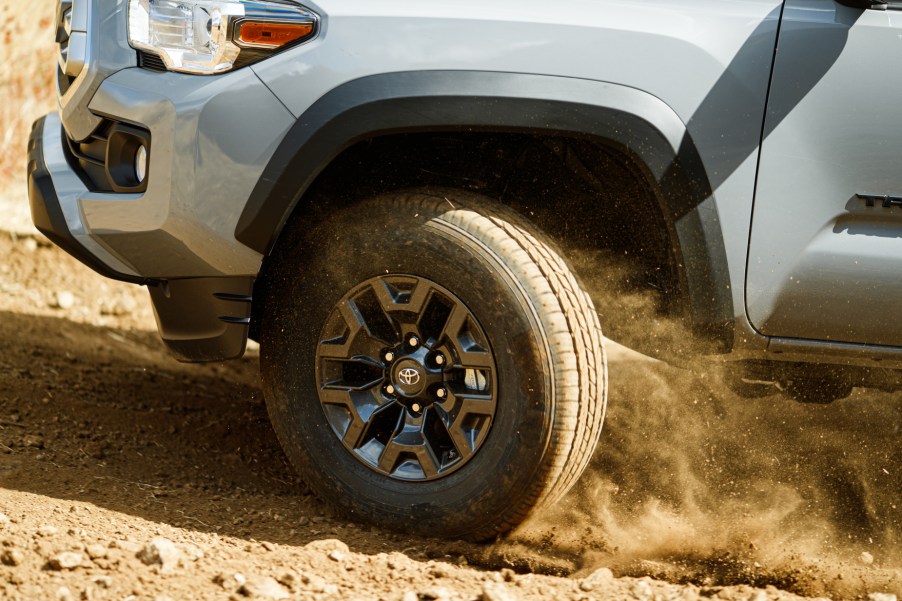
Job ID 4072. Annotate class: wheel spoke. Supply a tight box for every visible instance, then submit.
[377,438,404,474]
[435,391,496,459]
[317,300,365,359]
[438,305,493,369]
[349,288,400,346]
[318,389,371,449]
[342,415,367,448]
[435,405,476,459]
[371,277,432,316]
[321,357,384,391]
[414,445,441,479]
[456,393,495,415]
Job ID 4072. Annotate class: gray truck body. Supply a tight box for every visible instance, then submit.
[29,0,902,370]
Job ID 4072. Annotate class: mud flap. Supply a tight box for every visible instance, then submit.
[148,276,254,362]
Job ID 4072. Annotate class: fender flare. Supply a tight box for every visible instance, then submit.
[236,71,733,349]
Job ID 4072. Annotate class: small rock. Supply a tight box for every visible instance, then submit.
[301,573,326,591]
[53,291,75,310]
[581,567,614,591]
[136,537,180,572]
[0,513,10,526]
[110,539,142,553]
[276,572,297,589]
[328,549,346,562]
[861,551,875,565]
[92,576,112,589]
[422,587,452,600]
[868,594,897,601]
[305,538,349,556]
[387,554,404,570]
[680,588,700,601]
[481,581,516,601]
[22,238,38,253]
[429,565,450,579]
[22,434,44,449]
[234,573,247,586]
[47,552,83,570]
[56,586,74,601]
[400,592,418,601]
[500,568,516,582]
[632,579,654,601]
[99,296,137,317]
[238,576,290,599]
[1,548,24,566]
[37,524,58,536]
[261,541,276,552]
[180,542,204,562]
[85,544,107,560]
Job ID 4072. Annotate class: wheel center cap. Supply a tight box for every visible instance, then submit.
[392,359,426,396]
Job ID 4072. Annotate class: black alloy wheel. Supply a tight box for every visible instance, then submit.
[316,275,497,481]
[260,189,607,540]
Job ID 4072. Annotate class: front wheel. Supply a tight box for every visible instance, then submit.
[259,190,607,540]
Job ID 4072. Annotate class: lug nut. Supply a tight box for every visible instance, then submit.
[384,351,395,363]
[435,387,446,399]
[386,385,396,395]
[434,354,446,366]
[408,336,419,347]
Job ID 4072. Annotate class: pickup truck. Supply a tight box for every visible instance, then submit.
[27,0,902,540]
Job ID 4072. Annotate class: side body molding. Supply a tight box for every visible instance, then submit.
[237,71,733,349]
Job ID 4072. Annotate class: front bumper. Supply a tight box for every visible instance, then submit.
[28,112,258,362]
[28,113,147,284]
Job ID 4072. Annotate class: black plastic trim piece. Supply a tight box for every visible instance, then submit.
[148,277,255,362]
[237,71,733,350]
[27,116,148,286]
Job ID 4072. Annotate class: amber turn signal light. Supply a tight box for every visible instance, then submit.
[237,21,314,48]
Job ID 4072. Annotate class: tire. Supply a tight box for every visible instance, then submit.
[259,189,607,540]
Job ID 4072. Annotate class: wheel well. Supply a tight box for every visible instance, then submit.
[254,131,691,357]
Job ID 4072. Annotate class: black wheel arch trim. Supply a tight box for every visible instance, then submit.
[237,70,733,350]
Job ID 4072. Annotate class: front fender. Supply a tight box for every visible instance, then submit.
[236,71,733,350]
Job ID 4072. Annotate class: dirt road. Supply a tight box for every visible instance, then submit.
[0,231,899,600]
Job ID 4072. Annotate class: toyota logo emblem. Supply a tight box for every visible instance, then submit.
[398,368,421,386]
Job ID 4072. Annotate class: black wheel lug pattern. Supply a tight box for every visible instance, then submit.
[315,275,497,482]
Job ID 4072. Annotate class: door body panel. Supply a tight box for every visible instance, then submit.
[748,0,902,346]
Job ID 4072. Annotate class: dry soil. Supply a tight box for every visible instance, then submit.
[0,231,899,601]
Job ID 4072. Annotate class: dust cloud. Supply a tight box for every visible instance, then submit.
[508,251,901,598]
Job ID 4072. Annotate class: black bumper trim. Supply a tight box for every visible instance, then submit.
[27,115,149,286]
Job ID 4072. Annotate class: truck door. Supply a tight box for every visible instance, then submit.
[747,0,902,347]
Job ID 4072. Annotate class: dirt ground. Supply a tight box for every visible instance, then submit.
[0,230,899,601]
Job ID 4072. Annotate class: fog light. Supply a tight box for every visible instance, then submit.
[135,145,148,184]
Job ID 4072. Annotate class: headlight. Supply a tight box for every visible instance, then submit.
[128,0,317,75]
